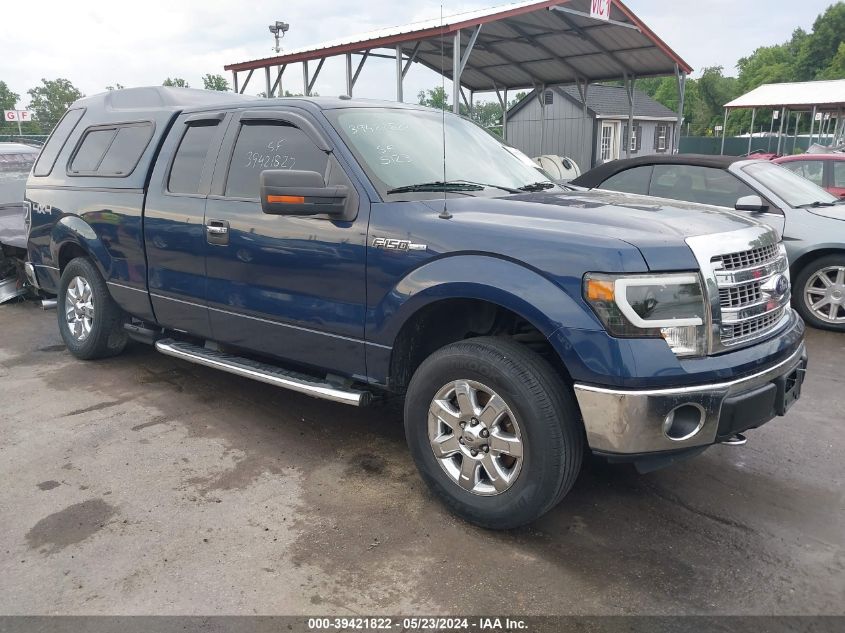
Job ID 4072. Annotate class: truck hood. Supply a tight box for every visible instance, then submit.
[424,189,767,271]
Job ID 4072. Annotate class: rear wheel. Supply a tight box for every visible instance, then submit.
[404,336,583,529]
[58,257,127,359]
[794,254,845,332]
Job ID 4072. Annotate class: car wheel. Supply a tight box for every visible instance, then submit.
[58,257,128,359]
[404,336,584,529]
[793,254,845,332]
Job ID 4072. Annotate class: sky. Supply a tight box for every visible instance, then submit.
[0,0,838,110]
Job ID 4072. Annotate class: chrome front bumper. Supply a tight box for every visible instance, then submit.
[573,344,807,455]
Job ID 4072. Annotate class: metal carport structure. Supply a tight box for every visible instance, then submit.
[721,79,845,155]
[224,0,692,154]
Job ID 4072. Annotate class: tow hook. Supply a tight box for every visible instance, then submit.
[720,433,748,446]
[41,299,57,310]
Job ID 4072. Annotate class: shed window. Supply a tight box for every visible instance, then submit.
[655,124,670,152]
[543,90,554,105]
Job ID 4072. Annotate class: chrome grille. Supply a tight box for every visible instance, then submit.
[687,227,792,354]
[719,281,763,309]
[712,242,790,348]
[712,244,779,271]
[721,307,786,343]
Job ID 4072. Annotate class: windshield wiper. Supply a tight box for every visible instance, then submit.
[797,200,837,208]
[386,181,484,195]
[519,181,556,192]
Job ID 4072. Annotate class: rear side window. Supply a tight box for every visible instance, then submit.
[69,122,153,176]
[780,160,824,188]
[98,124,154,175]
[33,108,85,177]
[168,123,218,194]
[600,166,652,196]
[833,162,845,188]
[224,122,328,199]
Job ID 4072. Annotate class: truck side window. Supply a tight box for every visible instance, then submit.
[224,122,329,199]
[33,108,85,177]
[168,123,218,194]
[97,123,153,175]
[68,122,153,176]
[70,129,116,172]
[600,166,652,195]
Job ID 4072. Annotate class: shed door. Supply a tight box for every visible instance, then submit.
[600,121,620,162]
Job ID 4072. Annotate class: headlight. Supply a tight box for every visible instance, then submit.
[584,272,708,357]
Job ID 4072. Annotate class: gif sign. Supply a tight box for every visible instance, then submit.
[591,0,611,21]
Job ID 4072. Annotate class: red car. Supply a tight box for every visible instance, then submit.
[774,154,845,198]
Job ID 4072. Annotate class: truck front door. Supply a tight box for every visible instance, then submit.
[203,109,369,379]
[145,112,229,338]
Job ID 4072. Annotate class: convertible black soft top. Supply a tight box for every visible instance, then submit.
[571,154,744,189]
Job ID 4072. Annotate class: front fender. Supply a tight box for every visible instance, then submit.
[50,215,113,281]
[367,254,602,346]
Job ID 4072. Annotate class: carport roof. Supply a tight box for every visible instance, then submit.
[724,79,845,111]
[224,0,692,92]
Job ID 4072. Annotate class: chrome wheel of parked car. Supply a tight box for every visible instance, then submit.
[64,276,95,342]
[428,379,524,496]
[803,265,845,325]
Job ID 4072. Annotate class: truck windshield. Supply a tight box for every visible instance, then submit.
[743,161,838,208]
[327,108,553,198]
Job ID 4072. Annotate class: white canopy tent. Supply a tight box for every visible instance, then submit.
[721,79,845,154]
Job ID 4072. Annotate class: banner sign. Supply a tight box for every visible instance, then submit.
[590,0,611,21]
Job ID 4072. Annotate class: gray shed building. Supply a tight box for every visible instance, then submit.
[505,83,679,171]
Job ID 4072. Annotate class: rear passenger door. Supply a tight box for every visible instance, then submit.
[145,112,229,338]
[203,109,369,378]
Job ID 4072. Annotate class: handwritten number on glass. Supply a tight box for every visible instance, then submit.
[245,138,295,170]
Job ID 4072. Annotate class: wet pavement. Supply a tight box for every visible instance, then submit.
[0,300,842,615]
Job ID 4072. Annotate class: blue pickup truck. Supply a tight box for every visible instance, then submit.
[25,87,806,529]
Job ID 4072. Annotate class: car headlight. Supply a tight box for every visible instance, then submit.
[583,272,708,357]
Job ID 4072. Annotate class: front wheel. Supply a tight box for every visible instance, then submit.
[404,337,583,529]
[58,257,128,360]
[793,254,845,332]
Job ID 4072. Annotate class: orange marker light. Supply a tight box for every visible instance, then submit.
[586,279,615,302]
[267,195,305,204]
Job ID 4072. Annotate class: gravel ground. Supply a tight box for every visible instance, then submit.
[0,299,842,615]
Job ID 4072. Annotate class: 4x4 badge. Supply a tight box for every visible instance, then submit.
[372,237,427,252]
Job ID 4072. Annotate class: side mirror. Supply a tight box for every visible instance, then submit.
[260,170,347,216]
[735,195,768,212]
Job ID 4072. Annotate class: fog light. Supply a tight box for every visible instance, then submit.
[660,325,704,357]
[663,404,705,441]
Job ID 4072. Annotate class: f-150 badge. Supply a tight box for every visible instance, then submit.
[372,237,427,252]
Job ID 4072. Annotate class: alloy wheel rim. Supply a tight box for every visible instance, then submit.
[804,265,845,324]
[65,276,95,342]
[427,379,524,496]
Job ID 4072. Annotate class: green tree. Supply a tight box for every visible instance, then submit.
[162,77,190,88]
[418,86,450,110]
[27,78,83,130]
[0,80,19,110]
[796,2,845,79]
[202,74,229,91]
[818,41,845,79]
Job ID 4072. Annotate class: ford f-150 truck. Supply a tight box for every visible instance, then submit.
[25,87,807,529]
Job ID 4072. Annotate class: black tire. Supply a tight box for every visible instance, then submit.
[793,254,845,332]
[404,336,584,530]
[58,257,128,360]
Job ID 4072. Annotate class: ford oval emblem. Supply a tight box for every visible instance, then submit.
[775,275,789,296]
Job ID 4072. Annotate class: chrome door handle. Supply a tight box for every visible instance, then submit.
[206,225,228,235]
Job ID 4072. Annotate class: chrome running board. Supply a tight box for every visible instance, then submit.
[155,338,370,406]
